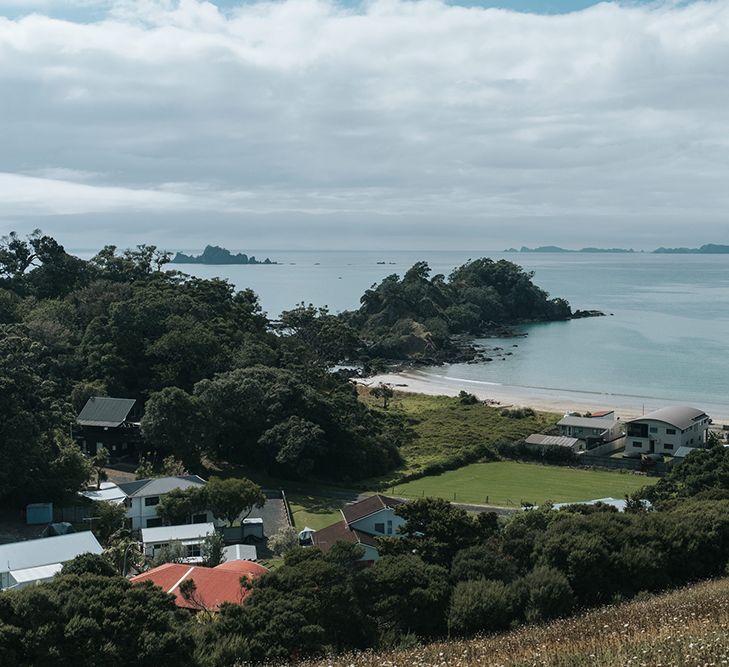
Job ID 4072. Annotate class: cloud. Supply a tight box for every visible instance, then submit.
[0,0,728,248]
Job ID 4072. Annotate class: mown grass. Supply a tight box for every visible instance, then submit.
[361,390,561,486]
[387,461,656,507]
[298,577,729,667]
[287,493,345,530]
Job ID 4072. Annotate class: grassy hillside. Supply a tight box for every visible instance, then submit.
[388,460,656,507]
[301,577,729,667]
[360,390,560,484]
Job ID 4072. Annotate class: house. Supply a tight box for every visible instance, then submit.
[312,495,406,562]
[114,475,210,530]
[130,559,267,612]
[0,532,103,590]
[74,396,142,459]
[557,411,623,447]
[525,433,585,453]
[625,406,710,456]
[141,522,216,562]
[549,497,651,512]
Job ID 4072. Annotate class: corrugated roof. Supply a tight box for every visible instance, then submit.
[117,475,206,498]
[525,434,581,448]
[141,522,215,544]
[77,396,137,427]
[79,482,128,504]
[557,416,615,429]
[628,406,708,431]
[674,446,704,458]
[9,563,63,585]
[222,544,258,562]
[130,560,267,611]
[0,532,103,573]
[341,495,404,525]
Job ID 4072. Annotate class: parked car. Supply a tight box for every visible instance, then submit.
[622,451,642,460]
[643,453,664,463]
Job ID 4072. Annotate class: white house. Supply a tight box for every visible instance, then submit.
[141,522,216,562]
[81,475,211,530]
[0,532,103,590]
[557,411,623,446]
[312,495,407,562]
[625,406,710,456]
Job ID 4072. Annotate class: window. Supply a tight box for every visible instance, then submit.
[632,441,642,448]
[145,496,160,507]
[387,520,393,535]
[374,522,385,534]
[186,544,201,558]
[664,444,673,450]
[146,517,162,528]
[649,427,658,433]
[666,428,676,435]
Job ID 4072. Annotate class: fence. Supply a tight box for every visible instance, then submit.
[578,453,669,476]
[53,504,95,523]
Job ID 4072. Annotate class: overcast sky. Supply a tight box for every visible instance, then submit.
[1,0,728,251]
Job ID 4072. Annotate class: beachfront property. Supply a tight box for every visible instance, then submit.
[0,532,103,590]
[625,407,710,456]
[525,433,585,453]
[80,475,211,530]
[141,522,216,562]
[557,410,623,447]
[312,495,407,562]
[73,396,142,459]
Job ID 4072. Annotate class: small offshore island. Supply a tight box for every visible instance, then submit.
[507,243,729,254]
[171,245,276,265]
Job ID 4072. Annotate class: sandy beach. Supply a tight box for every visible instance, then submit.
[360,369,729,425]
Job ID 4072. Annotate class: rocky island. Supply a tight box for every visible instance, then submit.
[171,245,276,265]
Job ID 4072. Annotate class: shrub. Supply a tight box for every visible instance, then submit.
[511,566,575,623]
[448,579,516,636]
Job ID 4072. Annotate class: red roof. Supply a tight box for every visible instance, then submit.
[312,519,380,555]
[341,494,404,526]
[131,560,268,612]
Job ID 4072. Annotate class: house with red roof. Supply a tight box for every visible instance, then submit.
[131,559,268,612]
[312,495,406,562]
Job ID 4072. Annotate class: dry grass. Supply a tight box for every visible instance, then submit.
[298,578,729,667]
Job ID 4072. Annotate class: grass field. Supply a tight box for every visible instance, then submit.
[288,493,345,530]
[386,461,656,507]
[302,578,729,667]
[361,390,561,484]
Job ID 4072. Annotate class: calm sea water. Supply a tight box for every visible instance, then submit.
[79,249,729,415]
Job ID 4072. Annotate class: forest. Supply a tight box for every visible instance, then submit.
[0,231,573,505]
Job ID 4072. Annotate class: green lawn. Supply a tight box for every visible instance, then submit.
[386,461,657,507]
[361,391,560,485]
[288,493,345,530]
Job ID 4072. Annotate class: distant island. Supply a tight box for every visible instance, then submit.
[507,243,729,254]
[171,245,276,265]
[654,243,729,254]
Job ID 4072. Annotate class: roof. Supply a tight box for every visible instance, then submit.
[550,497,652,512]
[222,544,258,562]
[0,531,103,573]
[79,481,128,504]
[589,410,615,418]
[557,416,615,429]
[525,434,581,448]
[77,396,137,427]
[130,560,267,611]
[341,495,404,526]
[141,522,215,545]
[628,406,709,431]
[8,563,63,585]
[312,520,379,554]
[117,475,206,498]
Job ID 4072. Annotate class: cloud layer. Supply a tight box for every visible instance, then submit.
[1,0,728,248]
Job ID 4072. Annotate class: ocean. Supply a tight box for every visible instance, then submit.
[88,248,729,417]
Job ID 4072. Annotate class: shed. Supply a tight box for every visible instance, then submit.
[26,502,53,525]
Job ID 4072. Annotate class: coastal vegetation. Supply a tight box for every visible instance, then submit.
[343,258,572,362]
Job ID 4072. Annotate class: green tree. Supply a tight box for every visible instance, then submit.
[370,383,394,409]
[267,526,300,558]
[448,579,516,636]
[201,531,226,568]
[206,477,265,525]
[90,501,127,546]
[257,416,326,478]
[511,566,575,623]
[155,486,208,525]
[91,446,109,490]
[60,553,116,577]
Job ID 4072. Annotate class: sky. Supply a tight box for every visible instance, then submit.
[0,0,728,251]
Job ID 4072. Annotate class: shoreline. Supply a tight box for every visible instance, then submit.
[360,369,729,425]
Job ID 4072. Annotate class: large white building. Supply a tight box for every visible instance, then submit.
[81,475,212,530]
[557,410,623,446]
[0,532,103,590]
[141,522,216,562]
[625,406,710,456]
